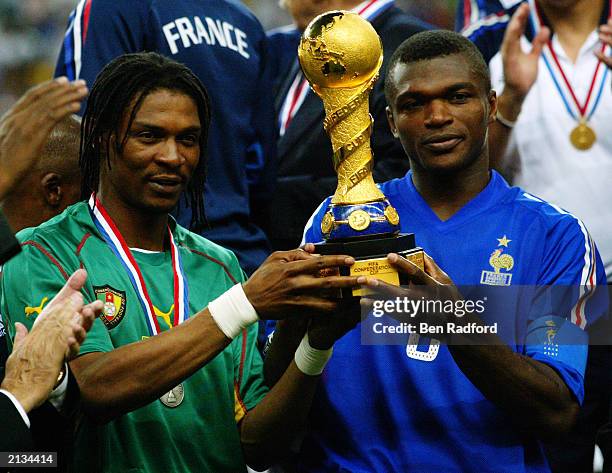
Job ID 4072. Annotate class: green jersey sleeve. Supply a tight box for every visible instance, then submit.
[0,238,113,354]
[230,267,268,420]
[233,323,269,417]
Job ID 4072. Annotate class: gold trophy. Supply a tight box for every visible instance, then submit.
[299,10,424,296]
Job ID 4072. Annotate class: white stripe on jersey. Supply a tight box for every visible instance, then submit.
[356,0,394,19]
[522,192,596,329]
[462,12,510,38]
[470,0,480,24]
[72,0,87,79]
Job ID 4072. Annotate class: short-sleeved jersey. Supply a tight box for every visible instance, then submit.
[55,0,276,275]
[1,202,268,473]
[459,1,612,280]
[299,170,607,472]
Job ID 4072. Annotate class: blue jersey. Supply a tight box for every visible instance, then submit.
[455,0,523,63]
[300,171,607,472]
[55,0,276,275]
[456,0,611,63]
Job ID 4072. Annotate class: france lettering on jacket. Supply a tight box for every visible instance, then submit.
[162,16,250,58]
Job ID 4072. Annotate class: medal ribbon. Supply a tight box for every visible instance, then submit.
[88,195,189,336]
[278,0,395,135]
[528,0,611,122]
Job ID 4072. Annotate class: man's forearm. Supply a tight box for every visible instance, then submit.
[71,309,231,423]
[240,361,319,470]
[263,318,308,387]
[448,314,578,439]
[488,89,525,170]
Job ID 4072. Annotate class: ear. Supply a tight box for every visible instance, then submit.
[487,89,497,125]
[386,106,399,138]
[41,173,62,208]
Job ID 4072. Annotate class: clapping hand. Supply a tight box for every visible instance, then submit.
[1,269,102,412]
[500,3,550,100]
[0,78,87,200]
[597,18,612,68]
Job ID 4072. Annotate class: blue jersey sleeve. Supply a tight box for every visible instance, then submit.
[55,0,150,85]
[456,0,518,64]
[534,213,607,327]
[525,213,608,403]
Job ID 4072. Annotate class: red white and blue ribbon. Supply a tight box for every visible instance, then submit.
[529,0,611,123]
[88,195,189,336]
[279,0,395,136]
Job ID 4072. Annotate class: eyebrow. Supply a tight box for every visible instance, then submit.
[131,121,202,133]
[396,82,476,101]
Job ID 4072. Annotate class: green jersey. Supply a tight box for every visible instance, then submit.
[1,202,268,473]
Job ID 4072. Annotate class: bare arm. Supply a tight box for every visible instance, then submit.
[241,245,363,469]
[488,3,549,170]
[243,303,361,470]
[362,253,579,440]
[488,90,527,170]
[596,18,612,67]
[448,337,578,439]
[0,78,87,201]
[71,250,360,425]
[263,317,308,387]
[240,361,319,470]
[70,309,229,424]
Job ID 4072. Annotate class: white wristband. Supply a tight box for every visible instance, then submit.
[294,332,333,376]
[208,283,259,339]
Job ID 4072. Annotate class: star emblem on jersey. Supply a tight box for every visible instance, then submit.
[94,285,127,329]
[497,235,511,247]
[480,237,515,286]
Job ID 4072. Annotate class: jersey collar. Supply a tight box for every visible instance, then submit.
[74,200,181,249]
[398,170,511,230]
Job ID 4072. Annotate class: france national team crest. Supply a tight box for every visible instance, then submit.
[480,235,515,286]
[94,285,126,329]
[544,319,560,357]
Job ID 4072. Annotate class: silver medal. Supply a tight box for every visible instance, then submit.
[160,383,184,407]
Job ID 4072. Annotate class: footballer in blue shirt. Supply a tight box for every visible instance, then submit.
[265,30,608,473]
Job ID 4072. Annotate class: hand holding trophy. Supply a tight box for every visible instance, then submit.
[299,11,424,296]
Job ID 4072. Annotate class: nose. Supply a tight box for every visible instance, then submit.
[157,139,184,167]
[424,99,452,128]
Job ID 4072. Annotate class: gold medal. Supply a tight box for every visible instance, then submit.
[570,122,596,151]
[529,4,607,153]
[160,383,184,408]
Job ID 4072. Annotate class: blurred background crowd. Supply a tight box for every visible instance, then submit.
[0,0,455,115]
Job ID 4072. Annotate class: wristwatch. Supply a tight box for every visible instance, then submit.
[54,365,66,389]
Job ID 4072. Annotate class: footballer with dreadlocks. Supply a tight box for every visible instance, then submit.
[1,52,363,473]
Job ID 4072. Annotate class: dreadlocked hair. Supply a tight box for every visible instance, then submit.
[80,51,211,232]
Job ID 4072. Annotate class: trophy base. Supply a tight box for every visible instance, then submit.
[314,234,424,297]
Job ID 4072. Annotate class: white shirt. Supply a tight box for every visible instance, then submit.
[489,31,612,279]
[0,362,69,428]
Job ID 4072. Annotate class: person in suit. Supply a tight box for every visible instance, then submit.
[0,78,101,453]
[261,0,430,251]
[0,269,100,451]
